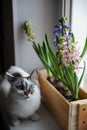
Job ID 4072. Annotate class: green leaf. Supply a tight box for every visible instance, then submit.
[63,66,75,93]
[71,33,75,43]
[42,42,48,61]
[80,38,87,58]
[39,54,69,87]
[33,39,53,77]
[56,35,61,44]
[78,61,86,88]
[33,43,39,55]
[74,74,78,99]
[45,34,64,78]
[43,41,53,77]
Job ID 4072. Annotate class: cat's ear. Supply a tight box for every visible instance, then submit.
[5,72,17,83]
[29,69,38,84]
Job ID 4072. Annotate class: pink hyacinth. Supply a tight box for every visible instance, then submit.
[58,41,81,71]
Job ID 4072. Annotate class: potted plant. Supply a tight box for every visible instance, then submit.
[24,17,87,130]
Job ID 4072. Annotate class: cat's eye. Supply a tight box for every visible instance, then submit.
[29,84,34,90]
[29,84,34,89]
[16,85,24,90]
[29,84,34,94]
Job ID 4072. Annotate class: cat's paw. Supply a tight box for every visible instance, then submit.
[30,113,40,122]
[10,117,20,126]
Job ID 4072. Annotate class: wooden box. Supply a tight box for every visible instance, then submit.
[38,69,87,130]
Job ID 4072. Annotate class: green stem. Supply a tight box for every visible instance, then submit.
[47,68,53,77]
[73,89,79,99]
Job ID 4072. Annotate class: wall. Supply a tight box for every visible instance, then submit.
[71,0,87,87]
[12,0,62,73]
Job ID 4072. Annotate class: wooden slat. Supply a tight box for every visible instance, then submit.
[38,69,47,78]
[70,100,87,130]
[78,102,87,130]
[38,70,70,130]
[68,104,78,129]
[79,87,87,99]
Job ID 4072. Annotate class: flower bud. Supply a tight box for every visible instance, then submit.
[24,21,35,42]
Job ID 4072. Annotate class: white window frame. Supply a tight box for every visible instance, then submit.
[62,0,72,24]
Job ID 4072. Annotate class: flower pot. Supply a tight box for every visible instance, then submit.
[38,69,87,130]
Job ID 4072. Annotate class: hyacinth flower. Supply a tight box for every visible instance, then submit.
[56,18,87,99]
[24,18,87,99]
[39,17,87,99]
[54,18,87,98]
[24,21,53,77]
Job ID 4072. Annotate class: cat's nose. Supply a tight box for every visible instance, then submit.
[24,91,29,96]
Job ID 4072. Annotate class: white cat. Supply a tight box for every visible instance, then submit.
[0,66,41,126]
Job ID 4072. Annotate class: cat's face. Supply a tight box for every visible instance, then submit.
[11,78,36,99]
[6,70,39,100]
